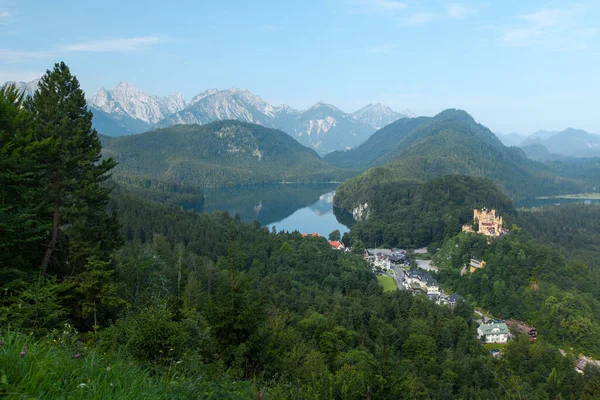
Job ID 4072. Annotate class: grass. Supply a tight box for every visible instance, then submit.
[377,275,398,293]
[0,330,255,399]
[0,331,168,399]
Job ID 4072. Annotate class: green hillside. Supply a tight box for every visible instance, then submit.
[323,116,429,169]
[101,120,348,187]
[337,175,515,248]
[335,110,590,209]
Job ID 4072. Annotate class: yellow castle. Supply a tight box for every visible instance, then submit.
[462,208,504,237]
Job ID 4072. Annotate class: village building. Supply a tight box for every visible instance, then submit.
[462,208,505,237]
[439,293,464,308]
[329,240,345,250]
[477,322,510,343]
[469,258,486,273]
[406,269,440,295]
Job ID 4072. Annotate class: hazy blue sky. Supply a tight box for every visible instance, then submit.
[1,0,599,134]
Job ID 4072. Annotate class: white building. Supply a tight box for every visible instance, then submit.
[477,322,510,344]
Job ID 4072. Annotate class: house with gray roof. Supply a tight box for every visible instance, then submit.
[406,269,439,295]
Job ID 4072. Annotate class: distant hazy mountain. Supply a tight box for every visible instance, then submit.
[324,116,430,169]
[4,79,40,97]
[520,143,553,162]
[101,120,348,188]
[350,103,413,130]
[3,79,412,152]
[3,79,184,137]
[86,82,186,136]
[156,88,285,128]
[519,128,600,159]
[495,132,526,147]
[288,102,375,154]
[155,88,410,154]
[88,81,186,125]
[334,109,591,210]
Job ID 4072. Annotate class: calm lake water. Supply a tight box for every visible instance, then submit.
[188,184,351,237]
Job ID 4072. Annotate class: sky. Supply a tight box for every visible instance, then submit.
[1,0,599,134]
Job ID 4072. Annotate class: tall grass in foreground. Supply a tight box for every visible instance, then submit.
[0,330,255,399]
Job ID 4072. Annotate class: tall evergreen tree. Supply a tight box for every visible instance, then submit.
[0,84,46,277]
[26,62,121,276]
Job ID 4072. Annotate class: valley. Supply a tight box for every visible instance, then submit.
[3,61,600,399]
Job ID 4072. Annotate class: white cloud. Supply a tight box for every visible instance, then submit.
[60,36,162,53]
[446,4,473,19]
[0,10,10,18]
[0,49,56,62]
[502,6,596,49]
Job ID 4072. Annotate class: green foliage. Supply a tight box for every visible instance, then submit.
[101,120,350,188]
[337,174,515,248]
[0,330,255,399]
[26,62,122,276]
[329,229,341,241]
[435,228,600,356]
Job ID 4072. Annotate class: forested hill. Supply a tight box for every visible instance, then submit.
[334,109,592,208]
[323,116,430,169]
[101,120,349,187]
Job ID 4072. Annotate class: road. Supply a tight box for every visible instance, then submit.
[416,259,438,272]
[389,266,407,290]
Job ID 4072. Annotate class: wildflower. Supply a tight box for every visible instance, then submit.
[169,348,174,351]
[74,353,80,359]
[78,383,88,388]
[22,346,27,350]
[19,351,26,357]
[159,350,163,353]
[106,365,111,371]
[53,340,57,343]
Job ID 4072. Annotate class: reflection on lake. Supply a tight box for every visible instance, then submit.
[183,183,352,237]
[516,197,600,208]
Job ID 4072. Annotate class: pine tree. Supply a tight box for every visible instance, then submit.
[26,62,122,276]
[0,84,47,276]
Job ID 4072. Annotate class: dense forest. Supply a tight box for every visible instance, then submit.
[434,218,600,358]
[335,175,516,249]
[101,121,350,188]
[2,63,600,398]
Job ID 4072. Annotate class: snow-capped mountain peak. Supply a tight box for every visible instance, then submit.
[88,82,186,125]
[351,103,412,130]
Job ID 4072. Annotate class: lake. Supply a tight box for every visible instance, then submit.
[515,197,600,208]
[186,183,352,237]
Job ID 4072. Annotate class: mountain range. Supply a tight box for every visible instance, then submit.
[100,120,350,188]
[333,109,594,219]
[4,79,411,154]
[519,128,600,160]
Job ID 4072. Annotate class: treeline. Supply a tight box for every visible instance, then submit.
[109,175,205,209]
[336,175,515,249]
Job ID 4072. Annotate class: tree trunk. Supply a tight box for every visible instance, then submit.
[41,198,60,273]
